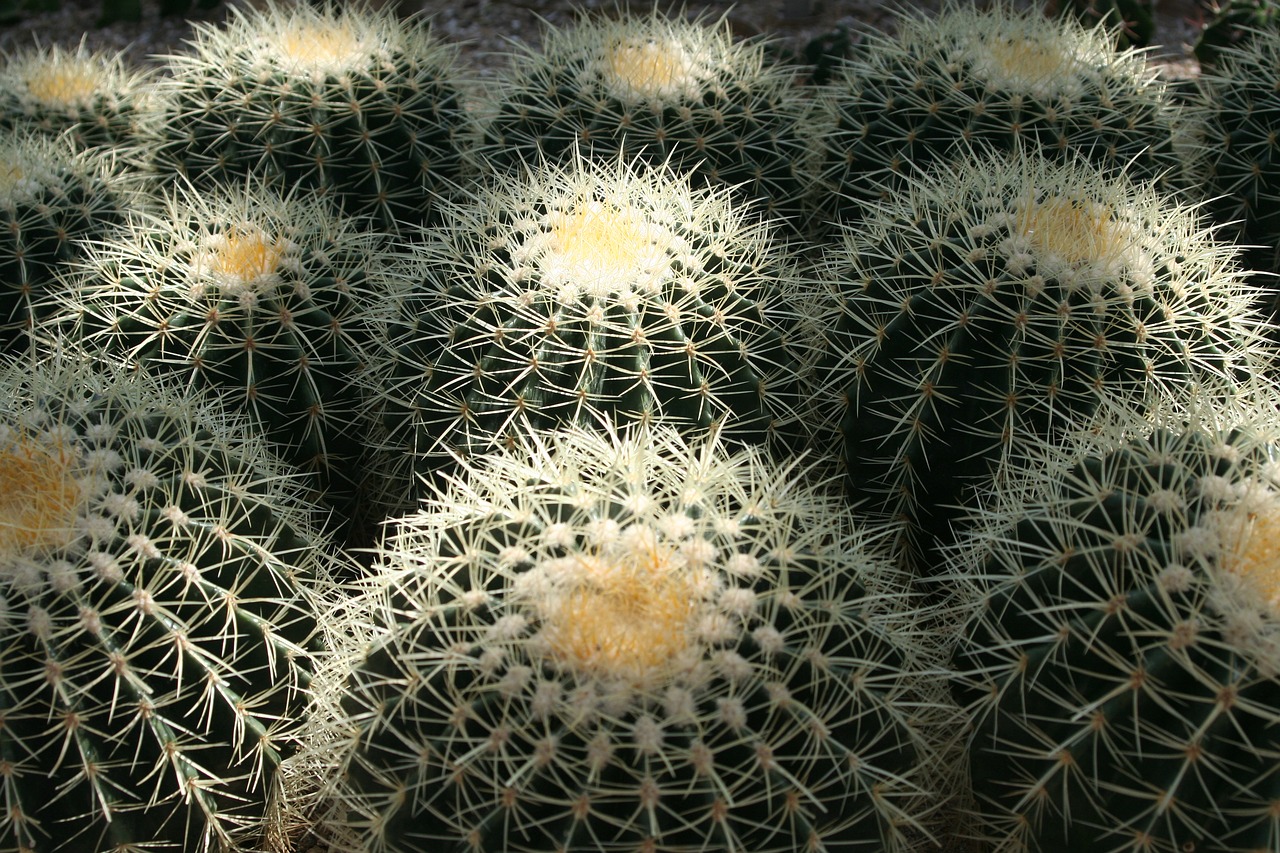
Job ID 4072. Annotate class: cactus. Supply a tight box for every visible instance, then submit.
[150,0,469,231]
[813,148,1274,569]
[295,424,951,853]
[0,355,333,852]
[0,40,155,150]
[473,7,816,231]
[42,181,398,538]
[368,154,823,513]
[0,130,135,357]
[948,394,1280,853]
[810,1,1192,229]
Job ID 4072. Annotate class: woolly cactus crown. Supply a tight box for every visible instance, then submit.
[296,424,950,853]
[371,153,822,509]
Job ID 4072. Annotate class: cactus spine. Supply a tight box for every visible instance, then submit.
[474,8,816,231]
[814,148,1273,567]
[949,396,1280,853]
[151,0,469,231]
[0,356,332,852]
[296,425,950,853]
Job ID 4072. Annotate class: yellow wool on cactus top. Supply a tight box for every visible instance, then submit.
[275,19,371,74]
[209,225,288,283]
[0,433,83,560]
[538,200,675,298]
[603,36,702,102]
[1014,195,1134,271]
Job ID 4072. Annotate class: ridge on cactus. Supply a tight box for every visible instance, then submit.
[947,390,1280,853]
[0,39,156,150]
[0,130,137,357]
[150,0,469,231]
[40,179,401,537]
[291,424,952,853]
[810,0,1193,229]
[0,355,336,852]
[473,7,816,231]
[813,146,1274,569]
[368,153,825,513]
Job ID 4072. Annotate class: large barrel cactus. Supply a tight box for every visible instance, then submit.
[473,7,816,231]
[0,356,333,852]
[150,0,469,231]
[293,425,952,853]
[949,395,1280,853]
[368,154,823,512]
[815,148,1273,568]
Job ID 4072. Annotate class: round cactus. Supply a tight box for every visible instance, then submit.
[813,148,1274,569]
[473,7,816,231]
[0,40,155,150]
[369,154,823,512]
[949,395,1280,853]
[150,0,469,231]
[296,424,951,853]
[810,1,1193,229]
[42,181,399,537]
[0,355,334,852]
[0,130,136,357]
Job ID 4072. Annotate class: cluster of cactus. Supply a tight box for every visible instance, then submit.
[295,425,953,853]
[149,0,469,230]
[43,181,399,536]
[0,130,137,355]
[473,7,816,230]
[814,147,1273,566]
[948,393,1280,852]
[0,40,155,149]
[810,1,1191,228]
[0,356,332,852]
[368,154,821,512]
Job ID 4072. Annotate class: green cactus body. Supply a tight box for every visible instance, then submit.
[816,150,1273,568]
[811,2,1191,229]
[45,183,397,531]
[300,425,948,853]
[0,42,154,149]
[371,155,822,512]
[152,0,468,231]
[0,132,133,357]
[0,358,331,852]
[950,406,1280,853]
[474,9,816,232]
[1189,28,1280,299]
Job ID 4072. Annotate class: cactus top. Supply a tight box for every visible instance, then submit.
[0,133,76,205]
[0,426,85,568]
[0,42,145,113]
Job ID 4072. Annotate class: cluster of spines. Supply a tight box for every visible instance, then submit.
[472,7,817,231]
[366,154,823,513]
[0,356,334,852]
[149,0,470,231]
[947,394,1280,853]
[813,147,1274,568]
[293,424,952,853]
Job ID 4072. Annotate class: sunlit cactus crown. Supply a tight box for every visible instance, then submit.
[44,181,399,524]
[0,131,135,356]
[474,8,816,229]
[817,148,1273,567]
[949,394,1280,853]
[0,356,331,852]
[372,154,821,511]
[151,0,468,231]
[301,425,947,853]
[811,1,1191,228]
[0,40,155,149]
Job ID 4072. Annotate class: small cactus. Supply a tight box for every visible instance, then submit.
[369,154,823,512]
[296,424,951,853]
[42,181,399,536]
[814,147,1273,568]
[150,0,469,231]
[0,40,155,149]
[0,355,333,852]
[810,1,1192,229]
[949,393,1280,853]
[473,7,817,231]
[0,130,135,356]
